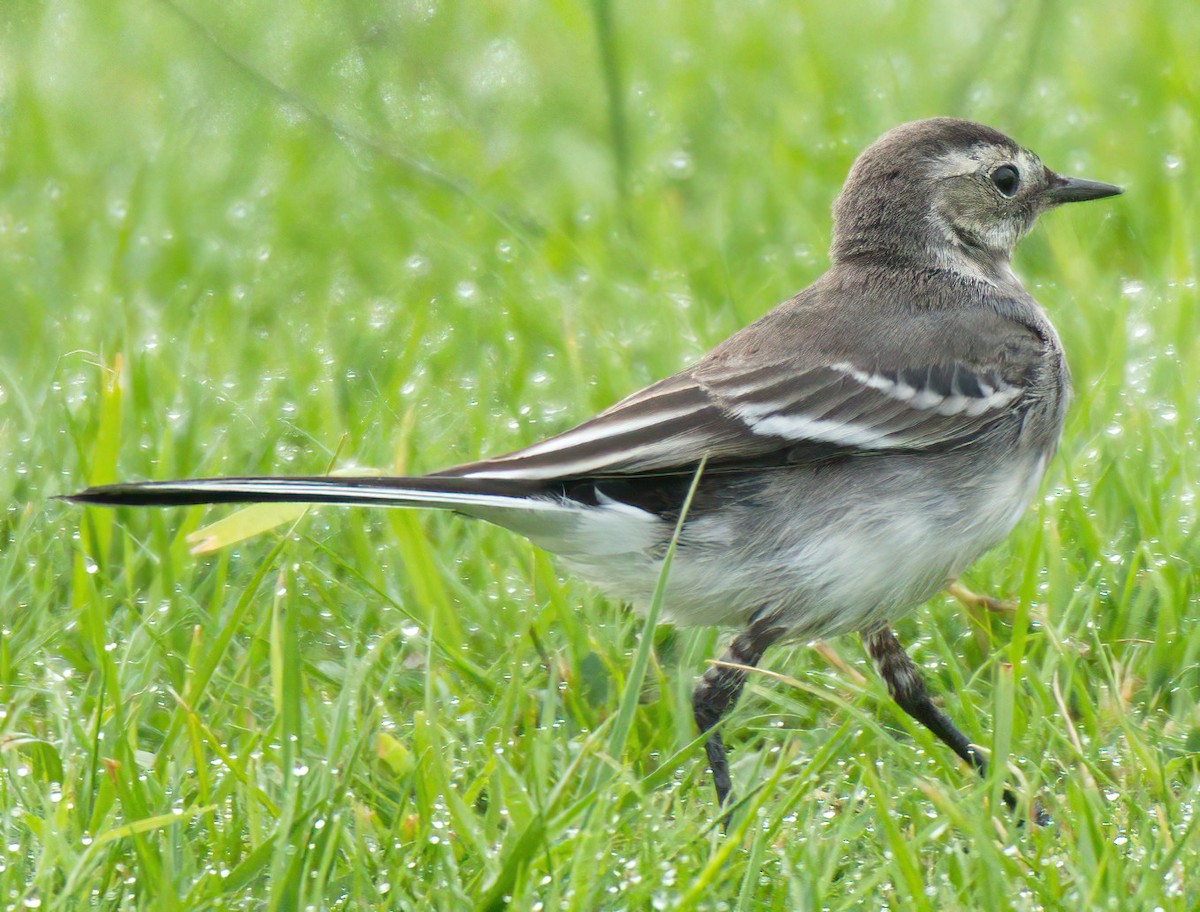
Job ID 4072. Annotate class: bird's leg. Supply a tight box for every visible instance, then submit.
[863,625,1046,823]
[864,625,986,771]
[692,618,781,808]
[947,582,1016,615]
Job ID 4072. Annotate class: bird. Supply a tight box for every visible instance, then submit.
[64,118,1122,818]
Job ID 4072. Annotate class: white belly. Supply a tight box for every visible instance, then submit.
[547,452,1049,640]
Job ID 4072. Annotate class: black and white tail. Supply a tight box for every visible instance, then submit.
[61,475,558,516]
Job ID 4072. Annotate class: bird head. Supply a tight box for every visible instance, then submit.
[830,118,1122,284]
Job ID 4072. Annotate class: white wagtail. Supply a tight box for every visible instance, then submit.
[66,118,1122,815]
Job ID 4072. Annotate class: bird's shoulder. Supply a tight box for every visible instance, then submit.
[694,263,1050,389]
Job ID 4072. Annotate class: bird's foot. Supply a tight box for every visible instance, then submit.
[948,582,1017,615]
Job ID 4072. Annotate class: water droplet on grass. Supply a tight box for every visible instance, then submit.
[665,150,693,179]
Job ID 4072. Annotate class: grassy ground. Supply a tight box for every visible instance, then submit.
[2,0,1198,908]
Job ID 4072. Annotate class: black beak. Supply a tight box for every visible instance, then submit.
[1043,172,1124,204]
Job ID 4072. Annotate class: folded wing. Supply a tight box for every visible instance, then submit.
[438,358,1024,481]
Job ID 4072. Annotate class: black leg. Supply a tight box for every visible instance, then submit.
[863,625,1046,823]
[693,618,781,808]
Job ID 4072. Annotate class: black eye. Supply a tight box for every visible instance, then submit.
[990,164,1020,197]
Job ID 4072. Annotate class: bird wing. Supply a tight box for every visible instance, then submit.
[437,354,1027,482]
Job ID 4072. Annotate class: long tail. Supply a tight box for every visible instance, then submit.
[60,475,556,514]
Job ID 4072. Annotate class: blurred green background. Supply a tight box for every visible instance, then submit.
[1,0,1197,908]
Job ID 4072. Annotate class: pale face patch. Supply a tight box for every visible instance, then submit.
[923,144,1047,283]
